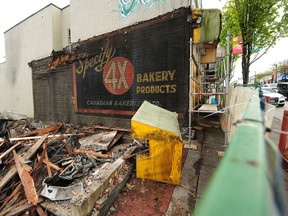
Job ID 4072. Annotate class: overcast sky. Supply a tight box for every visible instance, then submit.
[0,0,69,62]
[0,0,287,81]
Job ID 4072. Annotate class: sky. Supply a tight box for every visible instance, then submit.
[0,0,287,81]
[0,0,69,62]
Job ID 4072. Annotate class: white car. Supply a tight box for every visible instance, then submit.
[263,83,278,92]
[261,87,285,107]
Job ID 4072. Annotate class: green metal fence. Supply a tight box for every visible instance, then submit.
[193,93,286,216]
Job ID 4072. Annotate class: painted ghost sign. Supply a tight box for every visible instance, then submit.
[73,9,189,116]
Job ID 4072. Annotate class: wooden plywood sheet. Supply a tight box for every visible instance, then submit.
[198,104,218,112]
[201,48,216,64]
[79,131,118,151]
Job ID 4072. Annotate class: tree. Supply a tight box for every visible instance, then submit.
[220,0,288,84]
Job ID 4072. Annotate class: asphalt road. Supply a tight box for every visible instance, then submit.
[273,101,288,121]
[270,101,288,214]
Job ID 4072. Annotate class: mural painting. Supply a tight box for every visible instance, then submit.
[119,0,166,17]
[73,9,189,117]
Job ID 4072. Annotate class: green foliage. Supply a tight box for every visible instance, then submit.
[220,0,288,84]
[256,71,273,80]
[256,59,288,80]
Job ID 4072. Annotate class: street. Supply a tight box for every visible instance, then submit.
[268,101,288,145]
[270,101,288,213]
[274,101,288,121]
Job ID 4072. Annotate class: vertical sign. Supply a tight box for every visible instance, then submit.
[232,36,243,54]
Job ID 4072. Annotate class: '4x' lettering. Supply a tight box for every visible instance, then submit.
[103,57,134,95]
[104,61,129,90]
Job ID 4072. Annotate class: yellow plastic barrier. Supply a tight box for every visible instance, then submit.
[131,101,183,185]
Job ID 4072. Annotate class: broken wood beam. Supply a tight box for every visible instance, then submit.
[123,148,149,160]
[40,200,69,216]
[0,134,79,142]
[14,123,63,138]
[70,158,125,216]
[59,158,76,176]
[37,155,63,172]
[0,183,22,211]
[0,142,23,163]
[36,143,47,169]
[21,134,49,160]
[44,150,52,177]
[64,142,73,155]
[0,203,34,216]
[0,134,48,190]
[16,123,63,138]
[13,150,38,205]
[36,205,48,216]
[74,149,110,159]
[93,125,131,133]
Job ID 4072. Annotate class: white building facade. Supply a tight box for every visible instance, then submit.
[0,0,202,118]
[0,4,70,117]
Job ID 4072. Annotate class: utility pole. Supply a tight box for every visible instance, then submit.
[273,64,278,83]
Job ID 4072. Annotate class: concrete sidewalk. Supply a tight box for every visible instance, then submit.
[167,124,226,215]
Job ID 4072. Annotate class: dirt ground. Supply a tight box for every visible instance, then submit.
[109,174,175,216]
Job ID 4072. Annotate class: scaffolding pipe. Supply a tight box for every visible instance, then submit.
[225,32,230,146]
[188,37,193,142]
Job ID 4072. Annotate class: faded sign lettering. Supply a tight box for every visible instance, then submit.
[76,40,116,78]
[136,84,177,94]
[103,57,134,95]
[87,100,113,106]
[136,70,175,82]
[136,70,177,94]
[86,100,160,107]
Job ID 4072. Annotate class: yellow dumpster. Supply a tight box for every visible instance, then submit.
[131,101,183,185]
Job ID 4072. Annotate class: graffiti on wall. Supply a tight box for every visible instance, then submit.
[119,0,165,17]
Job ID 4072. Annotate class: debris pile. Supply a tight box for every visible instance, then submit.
[0,119,141,216]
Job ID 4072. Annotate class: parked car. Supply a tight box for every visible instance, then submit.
[263,83,278,92]
[261,87,286,107]
[277,82,288,99]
